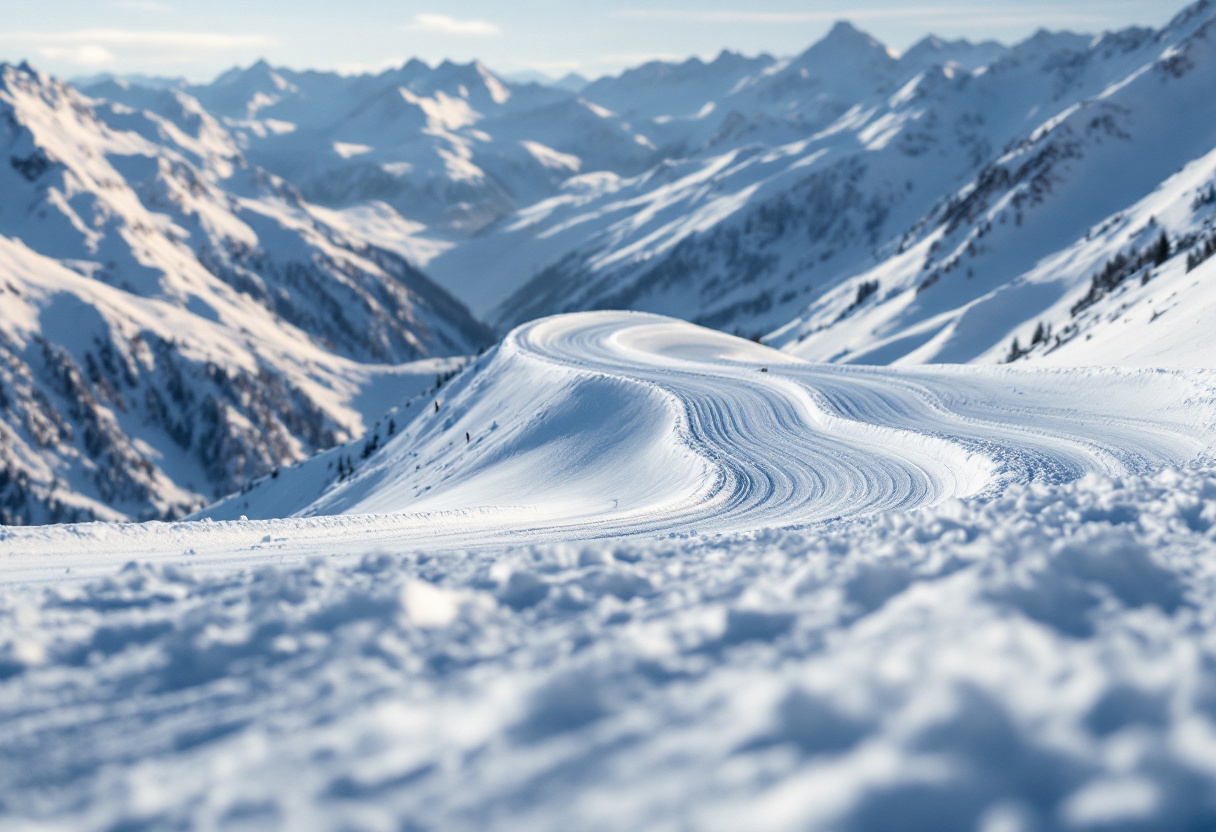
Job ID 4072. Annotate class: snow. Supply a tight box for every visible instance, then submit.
[85,58,658,236]
[7,435,1216,828]
[0,62,491,522]
[70,6,1216,352]
[6,3,1216,826]
[300,201,454,269]
[777,96,1216,370]
[332,141,373,159]
[451,17,1179,336]
[165,313,1210,539]
[767,7,1216,366]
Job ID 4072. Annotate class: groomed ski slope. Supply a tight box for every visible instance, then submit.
[4,312,1216,582]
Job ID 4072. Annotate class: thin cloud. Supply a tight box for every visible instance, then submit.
[405,14,499,37]
[525,60,583,73]
[112,0,173,12]
[3,29,274,67]
[39,45,116,66]
[16,30,273,50]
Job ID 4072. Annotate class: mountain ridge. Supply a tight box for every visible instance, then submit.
[3,2,1215,525]
[0,61,489,523]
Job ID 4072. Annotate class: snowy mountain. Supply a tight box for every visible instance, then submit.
[6,0,1216,527]
[501,70,590,93]
[438,4,1216,348]
[899,34,1010,73]
[579,50,777,123]
[84,60,659,234]
[0,62,489,524]
[575,25,907,162]
[771,4,1216,366]
[72,27,1006,246]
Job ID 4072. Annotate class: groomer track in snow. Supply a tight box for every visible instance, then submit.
[6,312,1215,580]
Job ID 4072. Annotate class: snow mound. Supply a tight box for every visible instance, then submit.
[185,313,1216,546]
[6,461,1216,828]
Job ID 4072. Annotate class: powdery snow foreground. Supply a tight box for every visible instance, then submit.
[4,464,1216,829]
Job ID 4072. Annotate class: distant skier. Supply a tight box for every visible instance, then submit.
[434,401,440,413]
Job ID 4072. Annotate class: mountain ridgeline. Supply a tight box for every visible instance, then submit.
[1,0,1215,523]
[0,62,489,523]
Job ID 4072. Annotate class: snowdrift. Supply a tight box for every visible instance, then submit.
[7,450,1216,828]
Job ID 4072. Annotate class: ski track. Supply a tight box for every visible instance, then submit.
[513,312,1207,527]
[3,312,1213,584]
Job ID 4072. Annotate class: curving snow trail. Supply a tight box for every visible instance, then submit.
[509,312,1210,526]
[3,312,1215,579]
[513,314,985,531]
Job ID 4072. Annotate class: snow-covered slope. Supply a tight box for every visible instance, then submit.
[0,62,490,523]
[8,463,1216,830]
[0,233,471,525]
[772,3,1216,366]
[5,314,1216,829]
[193,313,1216,540]
[429,13,1195,336]
[777,133,1216,368]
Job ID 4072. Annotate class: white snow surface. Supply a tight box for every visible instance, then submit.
[6,437,1216,827]
[6,4,1216,826]
[4,314,1216,828]
[188,312,1216,537]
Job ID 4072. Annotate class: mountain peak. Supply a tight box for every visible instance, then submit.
[0,61,56,97]
[795,20,898,69]
[907,34,951,53]
[211,58,278,88]
[826,20,865,39]
[821,20,890,53]
[426,59,511,104]
[1162,0,1216,40]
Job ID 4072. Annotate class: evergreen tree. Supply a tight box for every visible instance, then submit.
[1006,337,1022,363]
[1152,232,1170,266]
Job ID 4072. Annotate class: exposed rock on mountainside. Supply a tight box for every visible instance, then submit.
[0,63,488,523]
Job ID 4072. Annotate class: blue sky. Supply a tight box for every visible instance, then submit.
[0,0,1183,82]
